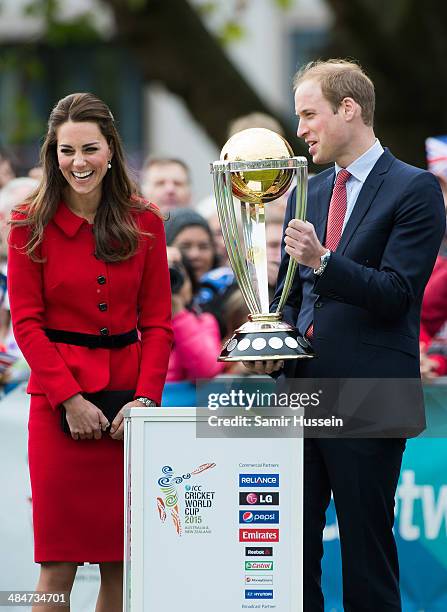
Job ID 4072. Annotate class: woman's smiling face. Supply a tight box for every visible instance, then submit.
[56,121,112,200]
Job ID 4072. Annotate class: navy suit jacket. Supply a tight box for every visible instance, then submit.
[271,149,445,435]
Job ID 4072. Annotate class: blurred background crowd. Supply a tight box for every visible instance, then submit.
[0,0,446,396]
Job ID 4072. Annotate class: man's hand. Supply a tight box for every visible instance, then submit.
[284,219,327,269]
[420,351,439,382]
[242,360,284,375]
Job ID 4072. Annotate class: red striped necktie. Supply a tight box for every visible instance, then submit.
[306,169,351,339]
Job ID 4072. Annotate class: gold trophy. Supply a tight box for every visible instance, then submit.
[210,127,314,361]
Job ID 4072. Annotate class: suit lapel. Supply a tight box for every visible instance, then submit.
[314,172,334,244]
[338,149,395,254]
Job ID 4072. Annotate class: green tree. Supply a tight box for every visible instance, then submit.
[4,0,447,166]
[325,0,447,166]
[2,0,300,155]
[98,0,299,148]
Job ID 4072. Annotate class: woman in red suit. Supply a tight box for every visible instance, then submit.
[7,93,173,611]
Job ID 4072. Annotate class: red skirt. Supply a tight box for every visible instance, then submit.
[28,394,124,563]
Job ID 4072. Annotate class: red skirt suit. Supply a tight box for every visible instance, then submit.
[7,202,173,562]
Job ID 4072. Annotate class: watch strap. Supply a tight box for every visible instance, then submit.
[135,396,157,407]
[314,250,331,276]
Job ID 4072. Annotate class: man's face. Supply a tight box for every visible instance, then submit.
[0,158,15,188]
[295,79,350,165]
[141,162,191,211]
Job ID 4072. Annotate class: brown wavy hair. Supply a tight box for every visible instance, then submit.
[10,92,162,262]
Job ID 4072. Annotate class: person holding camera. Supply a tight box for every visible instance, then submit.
[166,243,224,382]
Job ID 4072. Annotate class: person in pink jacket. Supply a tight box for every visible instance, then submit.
[166,248,224,382]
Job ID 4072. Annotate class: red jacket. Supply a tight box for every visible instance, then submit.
[8,201,173,408]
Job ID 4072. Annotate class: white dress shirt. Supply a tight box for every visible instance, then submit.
[334,139,384,231]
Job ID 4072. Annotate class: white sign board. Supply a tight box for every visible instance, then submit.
[124,408,302,612]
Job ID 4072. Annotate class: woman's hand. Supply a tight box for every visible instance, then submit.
[166,246,182,267]
[63,393,109,441]
[109,399,146,440]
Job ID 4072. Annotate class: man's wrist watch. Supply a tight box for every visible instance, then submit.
[313,249,331,276]
[135,396,157,407]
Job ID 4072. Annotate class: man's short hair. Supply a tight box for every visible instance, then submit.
[293,59,375,127]
[141,156,191,181]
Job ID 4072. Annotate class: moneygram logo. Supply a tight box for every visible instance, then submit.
[246,547,273,557]
[239,474,279,488]
[245,575,273,586]
[245,589,273,600]
[239,529,279,542]
[240,511,279,524]
[240,492,279,506]
[245,561,274,571]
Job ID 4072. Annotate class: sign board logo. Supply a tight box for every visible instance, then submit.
[240,510,279,524]
[245,590,274,600]
[245,546,273,557]
[239,529,279,542]
[246,493,258,505]
[240,492,279,506]
[245,575,273,586]
[156,463,215,535]
[239,474,279,488]
[245,561,274,571]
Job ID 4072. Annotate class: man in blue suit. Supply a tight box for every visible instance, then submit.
[244,59,445,611]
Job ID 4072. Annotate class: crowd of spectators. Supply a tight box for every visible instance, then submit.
[0,122,446,396]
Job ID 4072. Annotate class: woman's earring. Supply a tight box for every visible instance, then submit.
[107,161,112,169]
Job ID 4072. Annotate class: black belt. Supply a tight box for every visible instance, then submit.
[44,328,138,349]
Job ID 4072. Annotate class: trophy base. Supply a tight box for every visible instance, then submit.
[219,319,314,362]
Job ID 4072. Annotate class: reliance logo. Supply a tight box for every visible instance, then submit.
[239,528,279,542]
[239,474,279,488]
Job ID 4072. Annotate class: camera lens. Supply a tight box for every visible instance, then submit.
[169,265,185,294]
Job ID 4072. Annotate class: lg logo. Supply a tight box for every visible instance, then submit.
[239,492,279,506]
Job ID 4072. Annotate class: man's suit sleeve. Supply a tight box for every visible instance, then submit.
[314,172,446,320]
[270,187,303,324]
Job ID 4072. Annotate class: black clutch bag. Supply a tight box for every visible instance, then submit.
[60,389,136,435]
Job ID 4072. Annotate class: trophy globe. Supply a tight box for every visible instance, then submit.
[221,128,294,204]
